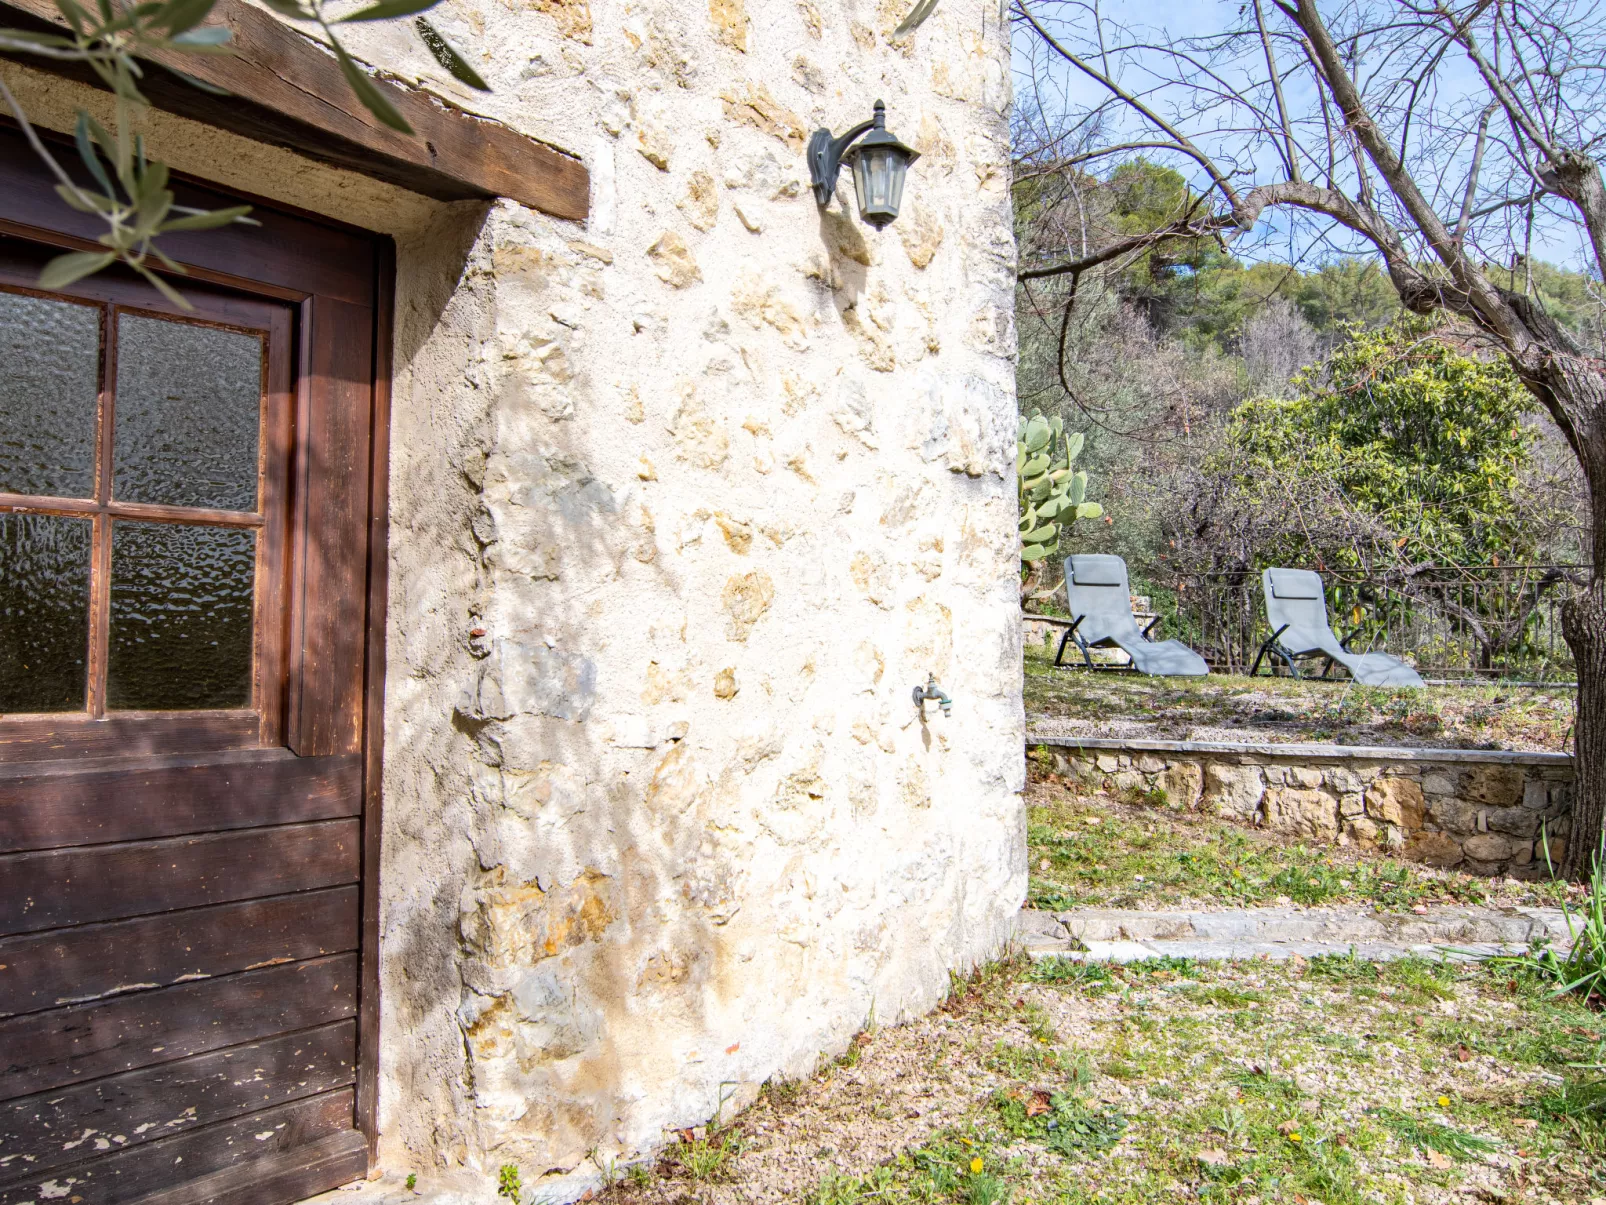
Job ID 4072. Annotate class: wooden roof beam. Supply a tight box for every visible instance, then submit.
[0,0,589,220]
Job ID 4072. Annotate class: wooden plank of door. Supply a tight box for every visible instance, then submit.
[288,296,374,758]
[0,752,361,853]
[0,953,358,1101]
[0,1021,355,1185]
[0,819,360,936]
[124,1128,370,1205]
[0,0,589,218]
[0,887,359,1017]
[0,1088,357,1205]
[0,712,261,766]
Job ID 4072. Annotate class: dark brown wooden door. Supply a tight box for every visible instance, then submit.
[0,128,389,1205]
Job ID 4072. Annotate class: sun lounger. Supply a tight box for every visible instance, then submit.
[1055,554,1208,676]
[1252,568,1424,687]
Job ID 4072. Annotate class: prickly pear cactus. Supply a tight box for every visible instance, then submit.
[1018,411,1102,571]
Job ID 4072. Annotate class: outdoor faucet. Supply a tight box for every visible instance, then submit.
[912,674,952,718]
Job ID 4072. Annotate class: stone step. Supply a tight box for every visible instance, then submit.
[1015,904,1573,965]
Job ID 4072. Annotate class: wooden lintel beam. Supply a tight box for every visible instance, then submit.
[0,0,589,220]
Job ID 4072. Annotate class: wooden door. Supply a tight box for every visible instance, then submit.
[0,128,390,1205]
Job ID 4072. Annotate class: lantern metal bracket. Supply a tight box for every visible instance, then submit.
[808,102,884,207]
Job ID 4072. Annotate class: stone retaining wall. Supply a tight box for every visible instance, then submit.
[1032,737,1574,878]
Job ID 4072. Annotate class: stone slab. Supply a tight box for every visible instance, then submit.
[1044,904,1550,946]
[1028,733,1572,768]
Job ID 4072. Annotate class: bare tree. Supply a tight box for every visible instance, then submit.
[1242,297,1322,396]
[1012,0,1606,877]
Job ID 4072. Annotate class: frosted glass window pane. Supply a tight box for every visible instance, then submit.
[0,291,100,499]
[107,521,255,711]
[0,514,90,713]
[114,315,263,511]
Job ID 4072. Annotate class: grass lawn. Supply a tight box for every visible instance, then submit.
[599,951,1605,1204]
[1023,772,1576,914]
[1024,650,1575,753]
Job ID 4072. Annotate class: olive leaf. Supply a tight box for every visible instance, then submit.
[39,249,118,290]
[892,0,939,36]
[415,16,487,91]
[332,38,412,131]
[338,0,441,21]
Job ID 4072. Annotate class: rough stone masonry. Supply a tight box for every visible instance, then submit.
[347,0,1027,1191]
[1039,739,1573,878]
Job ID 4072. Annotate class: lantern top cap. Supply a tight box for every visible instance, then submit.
[840,100,920,166]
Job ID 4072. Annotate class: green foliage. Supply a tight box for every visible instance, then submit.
[1503,835,1606,1003]
[404,1173,417,1191]
[496,1164,523,1200]
[991,1088,1128,1155]
[1019,411,1103,569]
[1232,317,1536,565]
[671,1133,742,1181]
[1366,1107,1499,1159]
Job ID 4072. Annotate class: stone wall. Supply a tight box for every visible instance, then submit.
[1036,738,1573,878]
[357,1,1025,1193]
[2,0,1024,1196]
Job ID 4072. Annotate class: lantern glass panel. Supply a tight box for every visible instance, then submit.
[851,146,892,215]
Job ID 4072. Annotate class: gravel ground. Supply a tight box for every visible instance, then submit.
[1024,658,1575,753]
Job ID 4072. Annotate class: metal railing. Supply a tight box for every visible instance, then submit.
[1157,564,1587,683]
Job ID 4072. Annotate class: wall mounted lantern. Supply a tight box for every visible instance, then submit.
[808,100,920,230]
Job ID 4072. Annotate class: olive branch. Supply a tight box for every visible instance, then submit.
[0,0,486,305]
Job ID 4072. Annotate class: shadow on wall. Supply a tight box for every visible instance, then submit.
[378,206,778,1185]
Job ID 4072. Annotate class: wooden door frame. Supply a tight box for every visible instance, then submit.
[358,227,393,1161]
[0,121,393,1164]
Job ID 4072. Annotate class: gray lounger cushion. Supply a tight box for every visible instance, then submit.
[1261,568,1424,687]
[1063,554,1208,677]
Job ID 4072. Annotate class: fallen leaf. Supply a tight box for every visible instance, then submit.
[1426,1150,1453,1170]
[1512,1118,1539,1129]
[1277,1120,1301,1135]
[1026,1091,1052,1118]
[1198,1148,1230,1166]
[1457,1044,1472,1062]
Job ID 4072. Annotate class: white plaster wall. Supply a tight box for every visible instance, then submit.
[2,0,1024,1192]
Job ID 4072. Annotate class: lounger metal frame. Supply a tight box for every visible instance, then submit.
[1053,614,1163,671]
[1250,622,1367,680]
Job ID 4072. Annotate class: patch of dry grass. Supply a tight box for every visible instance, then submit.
[1024,654,1574,753]
[597,952,1606,1205]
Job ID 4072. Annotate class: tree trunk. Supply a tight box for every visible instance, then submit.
[1020,560,1044,609]
[1542,352,1606,881]
[1561,583,1606,881]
